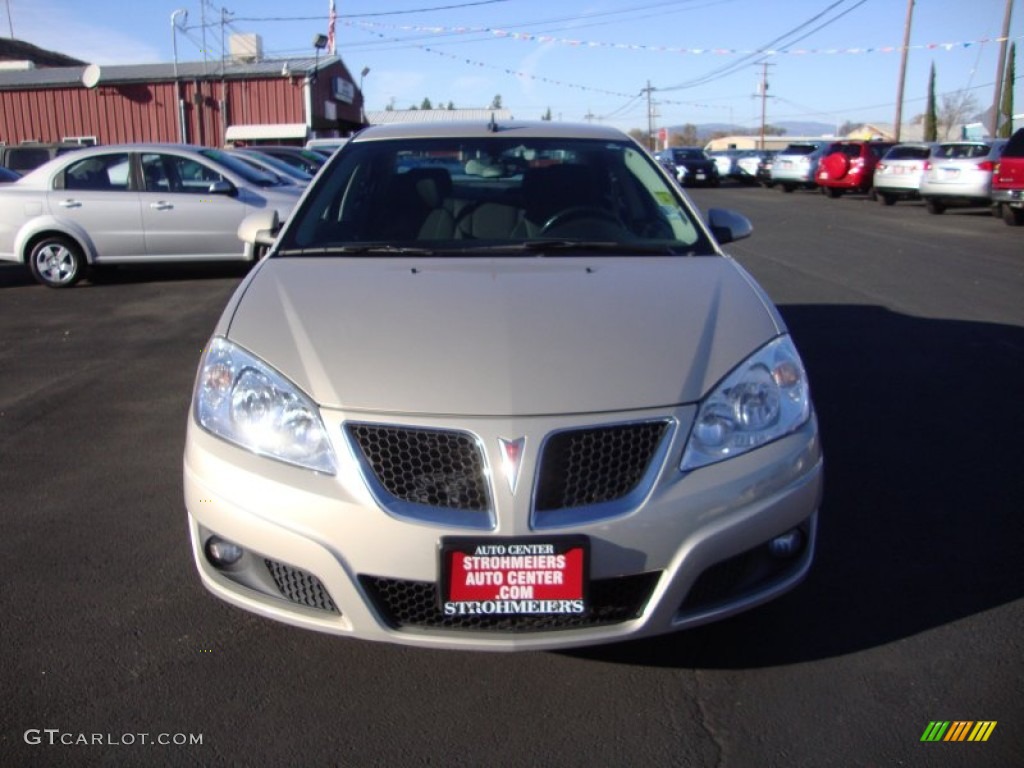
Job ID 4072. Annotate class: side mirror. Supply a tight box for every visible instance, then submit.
[208,180,237,197]
[238,209,281,247]
[706,208,753,245]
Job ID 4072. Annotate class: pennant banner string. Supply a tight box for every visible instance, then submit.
[347,19,1020,58]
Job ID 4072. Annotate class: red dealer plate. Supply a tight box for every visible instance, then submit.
[439,536,589,617]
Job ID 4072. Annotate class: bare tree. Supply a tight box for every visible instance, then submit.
[627,128,648,145]
[938,90,979,140]
[670,124,699,146]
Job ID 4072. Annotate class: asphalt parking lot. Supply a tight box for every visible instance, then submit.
[2,185,1022,767]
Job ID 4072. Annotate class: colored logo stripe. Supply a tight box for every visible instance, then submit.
[968,722,997,742]
[920,721,996,742]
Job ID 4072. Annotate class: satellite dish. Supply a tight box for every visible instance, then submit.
[81,64,102,89]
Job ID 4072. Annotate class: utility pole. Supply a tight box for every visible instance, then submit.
[757,62,773,151]
[200,0,209,74]
[991,0,1014,136]
[643,81,656,150]
[893,0,915,142]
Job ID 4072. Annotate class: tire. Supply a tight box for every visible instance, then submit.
[877,191,896,206]
[925,198,946,215]
[1002,205,1024,226]
[824,187,842,198]
[779,183,795,193]
[28,235,85,288]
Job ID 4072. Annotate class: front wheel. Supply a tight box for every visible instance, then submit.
[876,191,896,206]
[925,198,946,215]
[28,236,85,288]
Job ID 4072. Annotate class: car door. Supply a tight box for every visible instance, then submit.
[47,151,145,259]
[139,152,249,259]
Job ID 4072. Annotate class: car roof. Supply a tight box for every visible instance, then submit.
[350,120,628,143]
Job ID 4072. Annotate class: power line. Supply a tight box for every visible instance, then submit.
[659,0,864,92]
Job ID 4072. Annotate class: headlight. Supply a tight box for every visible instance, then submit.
[681,335,810,471]
[194,337,337,474]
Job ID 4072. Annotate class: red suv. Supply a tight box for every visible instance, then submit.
[816,141,895,198]
[991,127,1024,225]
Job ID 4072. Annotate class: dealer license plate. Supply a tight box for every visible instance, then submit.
[440,536,588,617]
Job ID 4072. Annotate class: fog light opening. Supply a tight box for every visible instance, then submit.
[205,536,244,568]
[768,528,804,559]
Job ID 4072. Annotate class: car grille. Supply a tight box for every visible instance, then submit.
[265,559,339,614]
[535,422,669,511]
[346,424,490,512]
[360,572,660,632]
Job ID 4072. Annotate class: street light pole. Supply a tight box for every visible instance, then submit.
[171,9,188,143]
[359,67,370,125]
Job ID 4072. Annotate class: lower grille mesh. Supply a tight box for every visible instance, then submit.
[360,572,660,632]
[265,559,339,614]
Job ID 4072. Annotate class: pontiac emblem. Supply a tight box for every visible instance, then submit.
[497,437,526,494]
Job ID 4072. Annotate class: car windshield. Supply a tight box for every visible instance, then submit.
[934,143,991,160]
[198,148,282,186]
[781,144,822,156]
[277,136,713,256]
[885,145,930,160]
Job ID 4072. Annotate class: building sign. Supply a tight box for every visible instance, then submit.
[332,77,354,105]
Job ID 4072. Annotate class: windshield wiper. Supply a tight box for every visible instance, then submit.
[471,240,683,255]
[276,245,438,256]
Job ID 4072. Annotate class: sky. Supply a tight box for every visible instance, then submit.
[3,0,1022,134]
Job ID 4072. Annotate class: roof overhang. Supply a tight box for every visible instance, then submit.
[225,122,308,141]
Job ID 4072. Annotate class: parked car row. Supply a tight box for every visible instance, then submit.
[0,143,303,287]
[690,132,1024,227]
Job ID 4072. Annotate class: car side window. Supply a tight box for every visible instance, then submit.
[63,153,131,191]
[155,154,225,194]
[140,154,173,193]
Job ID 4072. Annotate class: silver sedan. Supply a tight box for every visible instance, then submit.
[184,121,823,651]
[0,144,301,287]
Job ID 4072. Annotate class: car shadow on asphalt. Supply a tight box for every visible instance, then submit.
[570,304,1024,668]
[0,262,250,289]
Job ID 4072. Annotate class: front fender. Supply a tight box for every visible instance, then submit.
[13,215,98,265]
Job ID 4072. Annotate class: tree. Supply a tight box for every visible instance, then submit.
[924,63,938,142]
[541,107,552,121]
[627,128,647,145]
[938,90,978,139]
[999,43,1015,138]
[489,94,503,109]
[837,121,859,136]
[669,124,699,146]
[421,97,433,110]
[447,101,455,110]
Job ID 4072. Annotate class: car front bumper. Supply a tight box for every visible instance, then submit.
[184,406,822,651]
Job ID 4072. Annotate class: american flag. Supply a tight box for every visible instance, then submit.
[327,0,337,55]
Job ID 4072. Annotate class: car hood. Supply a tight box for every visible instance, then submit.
[223,256,781,416]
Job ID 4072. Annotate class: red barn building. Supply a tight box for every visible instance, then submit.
[0,40,365,148]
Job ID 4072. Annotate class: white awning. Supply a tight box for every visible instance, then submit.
[225,123,308,141]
